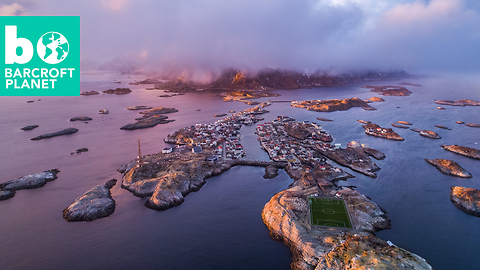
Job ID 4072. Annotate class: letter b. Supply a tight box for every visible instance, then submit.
[5,25,33,64]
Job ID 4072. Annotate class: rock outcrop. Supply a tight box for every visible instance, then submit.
[318,147,381,178]
[435,99,480,106]
[363,147,386,160]
[391,123,409,129]
[63,179,117,222]
[0,169,59,200]
[120,115,174,130]
[262,172,433,270]
[80,91,100,96]
[291,98,374,112]
[69,116,92,122]
[450,186,480,217]
[102,88,132,95]
[466,123,480,128]
[365,85,412,96]
[435,125,451,130]
[127,106,153,110]
[363,123,404,141]
[411,128,441,139]
[441,145,480,160]
[21,125,39,130]
[31,128,78,140]
[425,159,472,178]
[120,152,286,210]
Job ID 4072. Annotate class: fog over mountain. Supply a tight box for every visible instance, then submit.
[2,0,480,77]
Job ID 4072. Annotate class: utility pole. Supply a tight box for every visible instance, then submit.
[137,139,144,166]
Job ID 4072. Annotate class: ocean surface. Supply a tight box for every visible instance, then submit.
[0,73,479,269]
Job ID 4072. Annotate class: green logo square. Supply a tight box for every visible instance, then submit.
[1,16,79,96]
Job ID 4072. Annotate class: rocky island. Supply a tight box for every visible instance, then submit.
[435,99,480,106]
[364,85,412,96]
[0,169,59,200]
[425,159,472,178]
[69,116,92,122]
[466,123,480,128]
[450,186,480,217]
[63,179,117,221]
[127,105,153,110]
[102,88,132,95]
[411,128,441,139]
[435,125,451,130]
[80,91,100,96]
[121,107,178,130]
[222,90,281,102]
[363,123,404,141]
[440,145,480,160]
[291,98,375,112]
[21,125,39,130]
[31,128,78,140]
[391,123,409,129]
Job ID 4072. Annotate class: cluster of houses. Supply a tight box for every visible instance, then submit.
[255,117,337,169]
[163,102,273,160]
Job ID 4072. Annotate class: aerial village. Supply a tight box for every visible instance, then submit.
[164,101,271,160]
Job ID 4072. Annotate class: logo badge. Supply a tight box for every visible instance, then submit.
[1,16,80,96]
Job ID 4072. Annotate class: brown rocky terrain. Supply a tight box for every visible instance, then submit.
[411,128,441,139]
[292,98,374,112]
[120,152,287,210]
[317,147,381,178]
[440,145,480,160]
[102,88,132,95]
[365,85,412,96]
[391,123,409,129]
[435,99,480,106]
[363,123,404,141]
[425,159,472,178]
[366,96,385,102]
[222,90,281,102]
[466,123,480,128]
[397,121,412,125]
[450,186,480,217]
[262,171,433,269]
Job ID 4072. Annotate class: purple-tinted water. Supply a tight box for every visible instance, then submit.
[0,73,479,269]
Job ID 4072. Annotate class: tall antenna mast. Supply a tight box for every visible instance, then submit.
[137,139,144,166]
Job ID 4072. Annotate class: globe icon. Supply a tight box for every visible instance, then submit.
[36,31,69,64]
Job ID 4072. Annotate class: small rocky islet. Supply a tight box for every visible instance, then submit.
[450,186,480,217]
[31,128,78,140]
[435,99,480,106]
[364,85,412,96]
[102,88,132,95]
[63,179,117,222]
[411,128,441,139]
[363,123,404,141]
[69,116,92,122]
[0,169,60,200]
[425,159,472,178]
[21,125,39,130]
[121,107,177,130]
[441,145,480,160]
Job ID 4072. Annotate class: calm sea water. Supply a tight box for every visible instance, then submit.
[0,73,479,269]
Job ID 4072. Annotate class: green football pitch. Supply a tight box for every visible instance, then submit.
[309,197,352,228]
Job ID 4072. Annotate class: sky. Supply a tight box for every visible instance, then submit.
[1,0,480,77]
